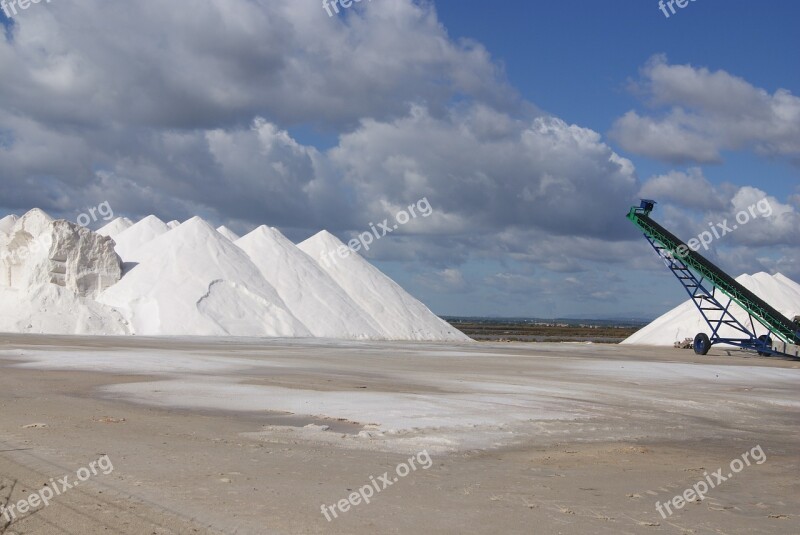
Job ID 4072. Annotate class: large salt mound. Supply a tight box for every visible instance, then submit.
[97,217,134,239]
[112,215,171,262]
[236,226,384,339]
[0,209,121,298]
[0,209,125,335]
[623,272,800,346]
[98,217,311,337]
[1,209,467,341]
[299,231,471,341]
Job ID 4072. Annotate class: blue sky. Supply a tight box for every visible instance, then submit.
[434,0,799,193]
[1,0,798,320]
[391,0,800,318]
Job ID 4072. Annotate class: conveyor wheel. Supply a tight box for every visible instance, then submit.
[694,332,711,355]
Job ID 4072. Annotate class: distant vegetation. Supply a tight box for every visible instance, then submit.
[443,317,646,343]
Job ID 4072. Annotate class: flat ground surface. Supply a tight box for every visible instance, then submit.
[0,335,798,534]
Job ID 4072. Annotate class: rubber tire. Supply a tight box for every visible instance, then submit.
[757,334,773,357]
[694,333,711,355]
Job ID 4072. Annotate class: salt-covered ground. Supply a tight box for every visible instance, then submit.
[1,336,799,534]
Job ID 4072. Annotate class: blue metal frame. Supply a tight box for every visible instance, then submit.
[643,235,779,356]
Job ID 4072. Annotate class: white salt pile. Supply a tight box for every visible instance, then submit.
[1,209,121,297]
[0,209,127,334]
[99,217,308,336]
[217,226,240,242]
[96,217,134,239]
[235,226,384,339]
[111,215,170,262]
[0,208,467,341]
[623,272,800,346]
[299,231,470,341]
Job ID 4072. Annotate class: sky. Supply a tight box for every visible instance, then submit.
[1,0,798,320]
